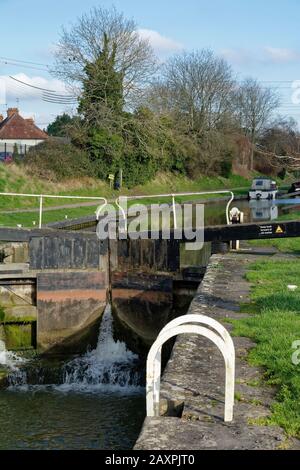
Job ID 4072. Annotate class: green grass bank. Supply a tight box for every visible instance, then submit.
[230,240,300,438]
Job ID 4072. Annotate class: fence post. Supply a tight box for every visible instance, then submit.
[39,196,43,229]
[230,207,244,250]
[172,195,177,229]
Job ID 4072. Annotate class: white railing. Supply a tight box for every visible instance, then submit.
[114,191,234,232]
[146,314,235,422]
[0,192,107,229]
[0,189,234,230]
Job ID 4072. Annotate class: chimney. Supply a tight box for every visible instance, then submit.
[0,114,3,123]
[26,118,34,125]
[7,108,19,118]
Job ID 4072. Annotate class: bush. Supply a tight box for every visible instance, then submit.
[24,139,93,181]
[185,131,236,178]
[277,168,286,180]
[88,128,124,180]
[220,155,233,178]
[88,114,167,187]
[120,147,157,188]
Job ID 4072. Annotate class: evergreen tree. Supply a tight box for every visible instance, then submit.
[47,113,74,137]
[78,33,124,122]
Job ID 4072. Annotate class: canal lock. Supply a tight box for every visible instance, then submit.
[0,238,211,393]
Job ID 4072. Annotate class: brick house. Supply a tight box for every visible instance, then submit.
[0,108,48,155]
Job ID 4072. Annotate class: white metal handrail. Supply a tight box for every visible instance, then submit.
[115,191,234,233]
[0,192,107,229]
[159,314,235,359]
[152,314,235,418]
[146,316,235,422]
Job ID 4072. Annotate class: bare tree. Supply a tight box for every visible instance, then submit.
[149,50,236,133]
[235,78,280,170]
[53,6,157,104]
[254,116,300,171]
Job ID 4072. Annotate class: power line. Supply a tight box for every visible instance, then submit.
[42,97,77,104]
[0,60,50,73]
[7,76,78,106]
[258,80,296,83]
[0,56,51,67]
[9,75,73,96]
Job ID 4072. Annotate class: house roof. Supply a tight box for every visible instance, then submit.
[0,110,48,140]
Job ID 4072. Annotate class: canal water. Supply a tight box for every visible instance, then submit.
[0,307,145,450]
[204,198,291,225]
[0,198,297,450]
[125,198,293,231]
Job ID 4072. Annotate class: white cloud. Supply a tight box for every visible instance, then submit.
[220,46,300,65]
[27,112,61,129]
[263,47,300,63]
[138,29,183,55]
[219,48,252,65]
[0,73,70,102]
[0,74,76,129]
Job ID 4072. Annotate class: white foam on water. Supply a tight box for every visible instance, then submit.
[0,339,26,371]
[7,305,143,394]
[57,305,142,394]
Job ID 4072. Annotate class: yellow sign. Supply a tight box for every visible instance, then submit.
[108,174,115,180]
[275,225,284,234]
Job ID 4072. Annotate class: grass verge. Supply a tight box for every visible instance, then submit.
[249,211,300,253]
[230,256,300,437]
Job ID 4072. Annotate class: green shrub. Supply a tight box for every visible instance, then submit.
[25,139,93,181]
[120,147,157,188]
[220,158,233,178]
[88,128,124,180]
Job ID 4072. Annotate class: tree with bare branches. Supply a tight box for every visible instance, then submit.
[53,6,157,104]
[255,117,300,172]
[150,49,236,133]
[234,78,280,170]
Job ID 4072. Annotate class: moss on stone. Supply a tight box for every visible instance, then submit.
[4,324,32,350]
[0,306,5,322]
[0,369,9,390]
[2,315,36,324]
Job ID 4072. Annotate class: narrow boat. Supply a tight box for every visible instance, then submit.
[248,177,278,200]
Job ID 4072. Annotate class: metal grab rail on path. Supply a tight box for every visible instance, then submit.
[0,192,108,229]
[115,191,234,233]
[146,315,235,422]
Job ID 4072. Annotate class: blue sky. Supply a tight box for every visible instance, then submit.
[1,0,300,127]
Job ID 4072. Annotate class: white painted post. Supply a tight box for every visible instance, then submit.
[115,197,127,234]
[237,211,244,250]
[230,207,244,250]
[95,200,109,221]
[39,195,43,229]
[226,192,234,225]
[172,195,177,229]
[146,322,235,422]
